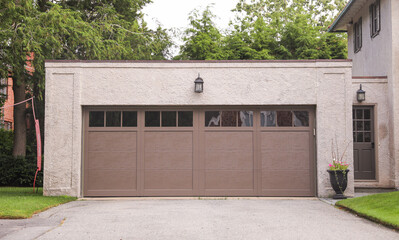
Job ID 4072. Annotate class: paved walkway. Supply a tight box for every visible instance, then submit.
[1,198,398,240]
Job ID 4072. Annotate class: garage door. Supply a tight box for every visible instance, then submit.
[83,108,315,197]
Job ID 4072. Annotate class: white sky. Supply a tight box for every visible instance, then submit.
[142,0,239,31]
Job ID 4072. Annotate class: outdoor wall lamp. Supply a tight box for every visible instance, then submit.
[194,74,204,93]
[357,84,366,102]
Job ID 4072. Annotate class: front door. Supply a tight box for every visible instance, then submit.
[353,106,375,179]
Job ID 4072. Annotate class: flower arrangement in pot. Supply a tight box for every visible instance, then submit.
[327,139,350,199]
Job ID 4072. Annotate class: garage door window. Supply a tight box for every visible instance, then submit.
[122,111,137,127]
[145,111,193,127]
[205,111,253,127]
[106,111,121,127]
[261,110,309,127]
[89,111,105,127]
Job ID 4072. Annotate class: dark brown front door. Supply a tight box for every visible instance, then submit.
[353,106,375,179]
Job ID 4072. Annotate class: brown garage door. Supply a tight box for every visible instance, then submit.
[83,107,315,197]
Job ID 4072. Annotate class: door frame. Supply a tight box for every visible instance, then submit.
[352,105,377,181]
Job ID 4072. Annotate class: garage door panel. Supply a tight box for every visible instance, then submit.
[145,152,193,169]
[261,132,309,151]
[144,132,193,151]
[205,132,253,151]
[89,132,137,152]
[205,170,254,190]
[261,170,310,191]
[88,151,136,169]
[261,151,309,170]
[205,151,254,170]
[144,170,193,190]
[87,169,137,190]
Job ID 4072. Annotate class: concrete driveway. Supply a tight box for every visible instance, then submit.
[1,198,398,240]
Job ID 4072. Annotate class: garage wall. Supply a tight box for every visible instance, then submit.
[44,60,353,197]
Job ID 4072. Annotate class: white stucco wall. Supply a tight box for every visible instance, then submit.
[44,60,353,197]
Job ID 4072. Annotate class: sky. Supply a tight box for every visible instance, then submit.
[142,0,239,31]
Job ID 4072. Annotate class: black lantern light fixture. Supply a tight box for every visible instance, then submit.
[357,84,366,102]
[194,73,204,93]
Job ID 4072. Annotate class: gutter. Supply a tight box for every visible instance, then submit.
[328,0,355,32]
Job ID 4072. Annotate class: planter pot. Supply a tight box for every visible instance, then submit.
[327,169,349,199]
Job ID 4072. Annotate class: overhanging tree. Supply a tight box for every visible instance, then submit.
[0,0,172,157]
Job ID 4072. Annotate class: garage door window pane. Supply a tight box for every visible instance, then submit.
[261,111,276,127]
[293,111,309,127]
[238,111,253,127]
[122,111,137,127]
[178,111,193,127]
[162,111,176,127]
[89,111,104,127]
[277,111,292,127]
[221,111,237,127]
[146,111,160,127]
[205,111,220,127]
[106,111,121,127]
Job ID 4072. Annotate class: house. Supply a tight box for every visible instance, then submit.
[44,60,354,197]
[43,0,399,198]
[329,0,399,190]
[0,76,14,130]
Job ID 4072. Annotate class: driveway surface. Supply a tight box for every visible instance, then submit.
[0,198,398,240]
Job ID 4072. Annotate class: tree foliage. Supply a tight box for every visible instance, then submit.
[0,0,172,156]
[177,0,348,60]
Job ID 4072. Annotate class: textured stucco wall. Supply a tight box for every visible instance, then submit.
[44,60,353,197]
[348,0,392,77]
[390,0,399,188]
[352,78,393,188]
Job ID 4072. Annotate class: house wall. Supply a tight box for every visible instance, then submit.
[390,0,399,188]
[1,77,14,130]
[352,77,392,187]
[347,0,392,77]
[44,60,353,198]
[346,0,398,188]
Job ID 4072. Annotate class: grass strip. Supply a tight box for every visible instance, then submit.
[336,191,399,230]
[0,187,76,219]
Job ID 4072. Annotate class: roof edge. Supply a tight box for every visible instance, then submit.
[328,0,355,32]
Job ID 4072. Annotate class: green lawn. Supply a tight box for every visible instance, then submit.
[336,191,399,229]
[0,187,76,219]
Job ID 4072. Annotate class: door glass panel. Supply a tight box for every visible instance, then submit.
[356,109,363,119]
[89,111,104,127]
[364,132,371,142]
[178,111,193,127]
[221,111,237,127]
[364,121,371,131]
[352,109,355,120]
[277,111,292,127]
[293,111,309,127]
[238,111,253,127]
[106,111,121,127]
[364,109,371,119]
[353,132,356,142]
[205,111,220,127]
[357,132,364,142]
[122,111,137,127]
[162,111,176,127]
[145,111,160,127]
[356,121,363,131]
[261,111,276,127]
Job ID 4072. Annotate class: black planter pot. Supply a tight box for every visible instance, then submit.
[327,169,349,199]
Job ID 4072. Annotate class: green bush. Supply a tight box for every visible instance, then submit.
[0,155,43,187]
[0,129,13,155]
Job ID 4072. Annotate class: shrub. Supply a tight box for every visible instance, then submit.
[0,155,43,187]
[0,129,13,156]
